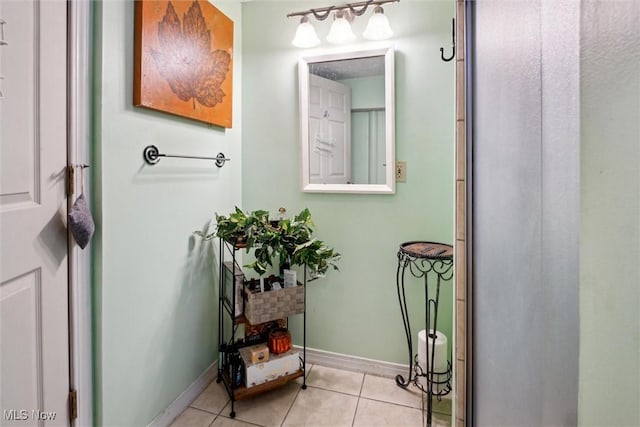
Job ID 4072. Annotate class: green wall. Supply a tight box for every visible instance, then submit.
[343,75,386,109]
[579,1,640,424]
[92,0,242,424]
[241,0,455,364]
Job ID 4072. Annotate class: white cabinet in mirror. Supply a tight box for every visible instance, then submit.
[299,45,395,194]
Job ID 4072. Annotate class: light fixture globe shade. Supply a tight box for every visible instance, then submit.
[292,17,320,48]
[326,12,356,44]
[363,6,393,41]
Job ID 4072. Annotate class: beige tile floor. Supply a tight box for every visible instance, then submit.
[171,365,452,427]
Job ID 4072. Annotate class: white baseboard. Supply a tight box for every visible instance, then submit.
[148,361,218,427]
[294,346,410,379]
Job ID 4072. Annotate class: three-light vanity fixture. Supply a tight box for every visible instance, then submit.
[288,0,399,48]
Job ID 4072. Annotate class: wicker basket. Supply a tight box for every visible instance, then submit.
[243,282,304,325]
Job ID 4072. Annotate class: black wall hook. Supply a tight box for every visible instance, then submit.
[440,18,455,62]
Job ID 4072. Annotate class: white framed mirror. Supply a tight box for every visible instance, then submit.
[299,45,395,194]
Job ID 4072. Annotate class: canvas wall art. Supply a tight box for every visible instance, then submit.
[134,0,234,128]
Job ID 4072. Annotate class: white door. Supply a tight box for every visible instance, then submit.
[308,74,351,184]
[1,1,70,426]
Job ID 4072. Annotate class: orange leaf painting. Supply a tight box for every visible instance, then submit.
[134,0,234,128]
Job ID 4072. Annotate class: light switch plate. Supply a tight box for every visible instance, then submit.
[396,161,407,182]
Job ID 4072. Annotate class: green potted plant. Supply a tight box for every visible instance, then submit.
[212,207,270,248]
[248,208,340,281]
[196,207,340,281]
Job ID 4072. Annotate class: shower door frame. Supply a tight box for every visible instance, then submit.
[453,1,472,425]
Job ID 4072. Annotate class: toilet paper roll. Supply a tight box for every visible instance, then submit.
[417,329,448,373]
[417,329,448,393]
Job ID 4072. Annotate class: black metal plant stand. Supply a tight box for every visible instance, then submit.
[395,241,454,427]
[216,237,307,419]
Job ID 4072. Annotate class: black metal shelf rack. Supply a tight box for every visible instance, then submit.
[216,238,307,418]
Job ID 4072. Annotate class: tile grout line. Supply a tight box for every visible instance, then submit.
[188,405,217,415]
[278,364,314,427]
[351,398,360,427]
[217,413,265,427]
[303,383,361,398]
[207,413,218,427]
[184,406,218,417]
[279,386,303,427]
[350,373,368,427]
[171,406,218,427]
[358,395,447,413]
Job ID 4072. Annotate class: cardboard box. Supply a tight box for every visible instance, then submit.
[246,343,269,364]
[239,347,300,388]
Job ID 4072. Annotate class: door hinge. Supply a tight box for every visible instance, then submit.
[67,165,75,196]
[69,390,78,421]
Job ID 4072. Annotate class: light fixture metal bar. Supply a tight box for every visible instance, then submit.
[287,0,399,20]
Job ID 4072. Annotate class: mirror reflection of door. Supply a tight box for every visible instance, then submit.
[308,55,386,186]
[308,74,352,184]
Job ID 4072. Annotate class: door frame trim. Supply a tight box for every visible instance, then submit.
[68,1,93,425]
